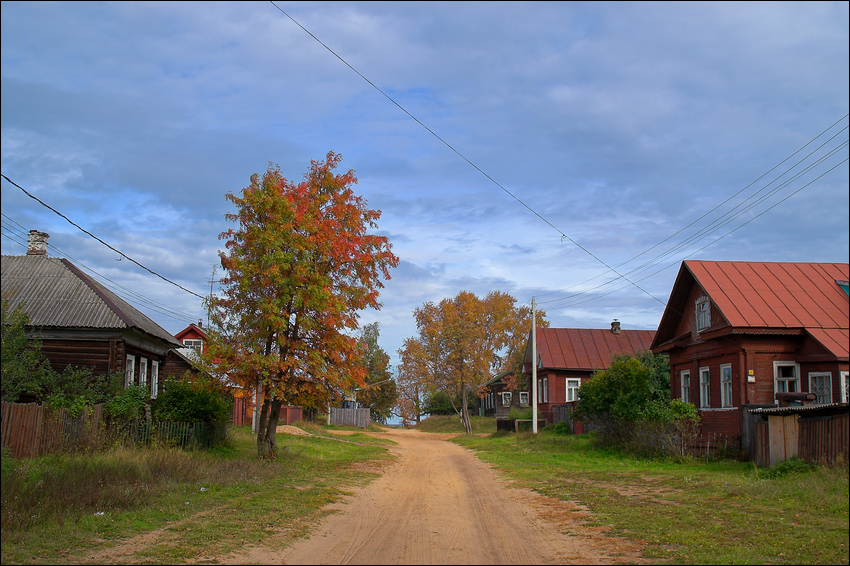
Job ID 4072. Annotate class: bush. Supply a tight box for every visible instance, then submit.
[550,420,571,435]
[152,375,232,427]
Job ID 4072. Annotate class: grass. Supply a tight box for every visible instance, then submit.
[2,416,847,565]
[447,421,849,565]
[1,424,393,565]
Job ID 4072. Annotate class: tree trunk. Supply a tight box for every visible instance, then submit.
[259,397,282,459]
[256,396,271,458]
[460,388,472,435]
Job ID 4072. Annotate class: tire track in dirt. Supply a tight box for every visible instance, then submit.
[225,428,652,565]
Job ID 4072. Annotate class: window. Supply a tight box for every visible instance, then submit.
[538,377,548,403]
[680,370,691,403]
[720,364,732,407]
[774,361,799,394]
[125,354,135,388]
[566,379,580,402]
[809,372,832,405]
[519,391,529,405]
[183,339,203,353]
[501,391,512,407]
[151,360,159,399]
[139,358,148,389]
[699,366,710,408]
[842,372,849,404]
[696,296,711,331]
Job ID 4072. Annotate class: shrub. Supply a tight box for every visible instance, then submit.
[151,374,232,427]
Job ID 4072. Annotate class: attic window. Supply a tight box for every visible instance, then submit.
[183,339,203,353]
[695,296,711,331]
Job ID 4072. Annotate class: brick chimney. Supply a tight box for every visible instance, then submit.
[611,319,621,334]
[26,230,49,256]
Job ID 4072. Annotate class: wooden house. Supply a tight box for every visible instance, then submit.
[1,230,182,400]
[475,371,529,419]
[164,323,210,379]
[521,322,656,432]
[650,260,849,453]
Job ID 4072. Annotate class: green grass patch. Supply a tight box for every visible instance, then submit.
[413,414,497,434]
[1,425,393,564]
[451,430,849,565]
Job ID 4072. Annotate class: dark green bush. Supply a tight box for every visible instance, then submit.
[152,375,232,427]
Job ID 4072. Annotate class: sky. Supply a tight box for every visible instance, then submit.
[2,1,849,374]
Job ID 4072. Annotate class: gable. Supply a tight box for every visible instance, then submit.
[1,254,180,348]
[652,260,849,351]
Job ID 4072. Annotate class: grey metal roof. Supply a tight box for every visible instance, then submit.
[1,255,180,346]
[749,403,849,416]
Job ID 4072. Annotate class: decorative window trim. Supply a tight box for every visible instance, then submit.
[566,378,581,402]
[139,358,148,388]
[808,372,832,405]
[773,361,800,394]
[699,366,710,408]
[680,369,691,403]
[842,371,849,404]
[519,391,529,405]
[720,363,733,408]
[695,296,711,332]
[125,354,136,388]
[501,391,512,407]
[151,360,160,399]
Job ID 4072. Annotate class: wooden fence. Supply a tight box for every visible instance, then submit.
[748,404,849,467]
[1,401,227,458]
[330,407,370,428]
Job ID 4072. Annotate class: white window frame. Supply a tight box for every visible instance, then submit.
[139,357,148,389]
[537,377,548,403]
[566,378,581,402]
[680,369,691,403]
[720,363,733,408]
[151,360,159,399]
[501,391,512,407]
[125,354,136,388]
[773,361,800,394]
[696,296,711,331]
[183,338,203,353]
[808,372,832,405]
[842,371,849,404]
[699,366,710,408]
[519,391,529,405]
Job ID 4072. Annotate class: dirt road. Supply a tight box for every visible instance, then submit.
[231,427,648,565]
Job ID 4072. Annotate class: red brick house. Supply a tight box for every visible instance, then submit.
[522,322,656,432]
[650,260,849,449]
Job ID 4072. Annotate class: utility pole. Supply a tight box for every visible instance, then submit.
[532,296,538,434]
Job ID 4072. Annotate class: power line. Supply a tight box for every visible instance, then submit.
[1,173,207,300]
[267,0,665,308]
[538,116,849,308]
[1,216,201,325]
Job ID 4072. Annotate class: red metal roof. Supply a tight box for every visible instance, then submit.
[534,327,656,371]
[685,261,848,330]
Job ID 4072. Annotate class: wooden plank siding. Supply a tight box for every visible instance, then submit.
[1,401,104,458]
[798,412,849,465]
[330,407,370,428]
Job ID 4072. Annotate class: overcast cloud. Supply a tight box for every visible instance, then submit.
[2,1,848,369]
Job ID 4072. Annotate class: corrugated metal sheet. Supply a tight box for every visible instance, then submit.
[1,255,180,346]
[535,327,656,371]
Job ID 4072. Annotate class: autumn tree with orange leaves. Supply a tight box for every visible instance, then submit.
[398,290,547,434]
[207,151,398,458]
